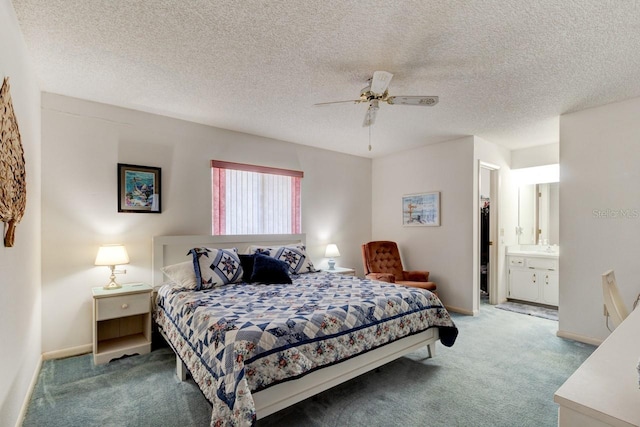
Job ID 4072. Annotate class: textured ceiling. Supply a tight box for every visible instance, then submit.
[11,0,640,158]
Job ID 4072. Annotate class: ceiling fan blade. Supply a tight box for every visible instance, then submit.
[362,109,376,127]
[370,71,393,95]
[387,96,439,106]
[362,101,379,127]
[314,99,364,106]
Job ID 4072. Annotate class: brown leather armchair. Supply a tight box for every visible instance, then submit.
[361,241,437,292]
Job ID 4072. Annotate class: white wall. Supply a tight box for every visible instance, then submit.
[548,182,560,244]
[511,142,559,169]
[480,167,490,198]
[371,136,516,314]
[372,137,475,313]
[559,96,640,344]
[0,1,42,426]
[41,93,372,354]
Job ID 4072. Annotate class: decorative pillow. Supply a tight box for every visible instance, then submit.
[247,244,317,274]
[161,261,198,290]
[189,247,243,290]
[250,253,292,284]
[238,254,255,282]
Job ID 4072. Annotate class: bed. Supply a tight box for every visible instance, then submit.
[152,234,457,426]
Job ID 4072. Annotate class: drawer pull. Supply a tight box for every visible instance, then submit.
[121,303,129,309]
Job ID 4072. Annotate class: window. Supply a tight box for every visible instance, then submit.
[211,160,302,235]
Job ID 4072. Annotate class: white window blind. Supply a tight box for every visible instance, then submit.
[211,160,302,235]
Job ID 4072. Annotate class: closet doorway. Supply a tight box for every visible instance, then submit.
[478,162,499,308]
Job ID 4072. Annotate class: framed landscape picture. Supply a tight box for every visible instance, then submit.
[402,191,440,226]
[117,163,161,213]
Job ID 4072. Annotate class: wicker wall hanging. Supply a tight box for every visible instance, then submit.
[0,77,26,247]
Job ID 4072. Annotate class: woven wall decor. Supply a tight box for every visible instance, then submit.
[0,77,26,247]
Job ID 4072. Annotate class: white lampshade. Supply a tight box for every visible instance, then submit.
[324,244,340,258]
[95,244,129,290]
[95,244,130,266]
[325,244,340,270]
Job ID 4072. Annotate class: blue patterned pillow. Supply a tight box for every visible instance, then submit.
[189,247,243,290]
[248,244,317,275]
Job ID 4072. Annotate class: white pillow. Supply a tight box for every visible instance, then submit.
[247,244,317,274]
[161,261,198,290]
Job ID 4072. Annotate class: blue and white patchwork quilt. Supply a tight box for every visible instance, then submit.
[155,272,457,427]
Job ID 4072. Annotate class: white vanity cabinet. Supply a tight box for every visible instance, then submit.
[508,253,558,306]
[541,270,559,305]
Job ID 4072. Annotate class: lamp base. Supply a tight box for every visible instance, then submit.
[103,268,122,290]
[103,281,122,290]
[328,259,336,270]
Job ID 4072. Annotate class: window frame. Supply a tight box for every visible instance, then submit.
[211,160,303,235]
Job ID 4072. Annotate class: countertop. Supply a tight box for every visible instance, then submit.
[507,249,559,258]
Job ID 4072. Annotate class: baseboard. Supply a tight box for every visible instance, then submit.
[17,345,92,426]
[42,343,92,361]
[20,344,92,426]
[556,329,603,346]
[445,305,474,316]
[16,354,42,427]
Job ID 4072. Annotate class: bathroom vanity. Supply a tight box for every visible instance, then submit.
[507,246,559,306]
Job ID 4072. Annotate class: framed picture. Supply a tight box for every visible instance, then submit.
[402,191,440,226]
[117,163,161,213]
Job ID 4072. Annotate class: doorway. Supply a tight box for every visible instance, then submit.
[478,162,499,308]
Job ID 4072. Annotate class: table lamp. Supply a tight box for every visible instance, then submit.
[95,244,130,289]
[324,244,340,270]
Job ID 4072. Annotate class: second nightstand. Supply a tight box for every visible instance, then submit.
[92,283,152,365]
[324,267,356,276]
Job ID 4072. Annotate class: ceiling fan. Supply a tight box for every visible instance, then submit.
[314,71,439,128]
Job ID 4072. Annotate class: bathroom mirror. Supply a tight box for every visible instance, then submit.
[517,182,559,245]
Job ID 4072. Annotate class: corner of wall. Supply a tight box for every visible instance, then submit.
[14,355,43,427]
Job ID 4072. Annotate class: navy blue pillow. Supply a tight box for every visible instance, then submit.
[238,254,255,282]
[251,253,292,284]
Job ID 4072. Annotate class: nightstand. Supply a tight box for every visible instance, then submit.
[324,267,356,276]
[92,283,152,365]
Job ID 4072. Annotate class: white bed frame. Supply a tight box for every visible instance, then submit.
[152,234,440,420]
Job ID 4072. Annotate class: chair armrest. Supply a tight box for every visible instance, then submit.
[366,273,396,283]
[403,270,430,281]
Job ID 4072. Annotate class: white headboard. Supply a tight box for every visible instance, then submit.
[152,234,306,287]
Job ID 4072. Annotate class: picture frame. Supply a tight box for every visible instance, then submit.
[402,191,440,226]
[117,163,161,213]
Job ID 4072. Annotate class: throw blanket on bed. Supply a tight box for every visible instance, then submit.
[155,272,457,427]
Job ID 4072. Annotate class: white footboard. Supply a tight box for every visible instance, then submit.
[166,328,438,419]
[252,328,439,419]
